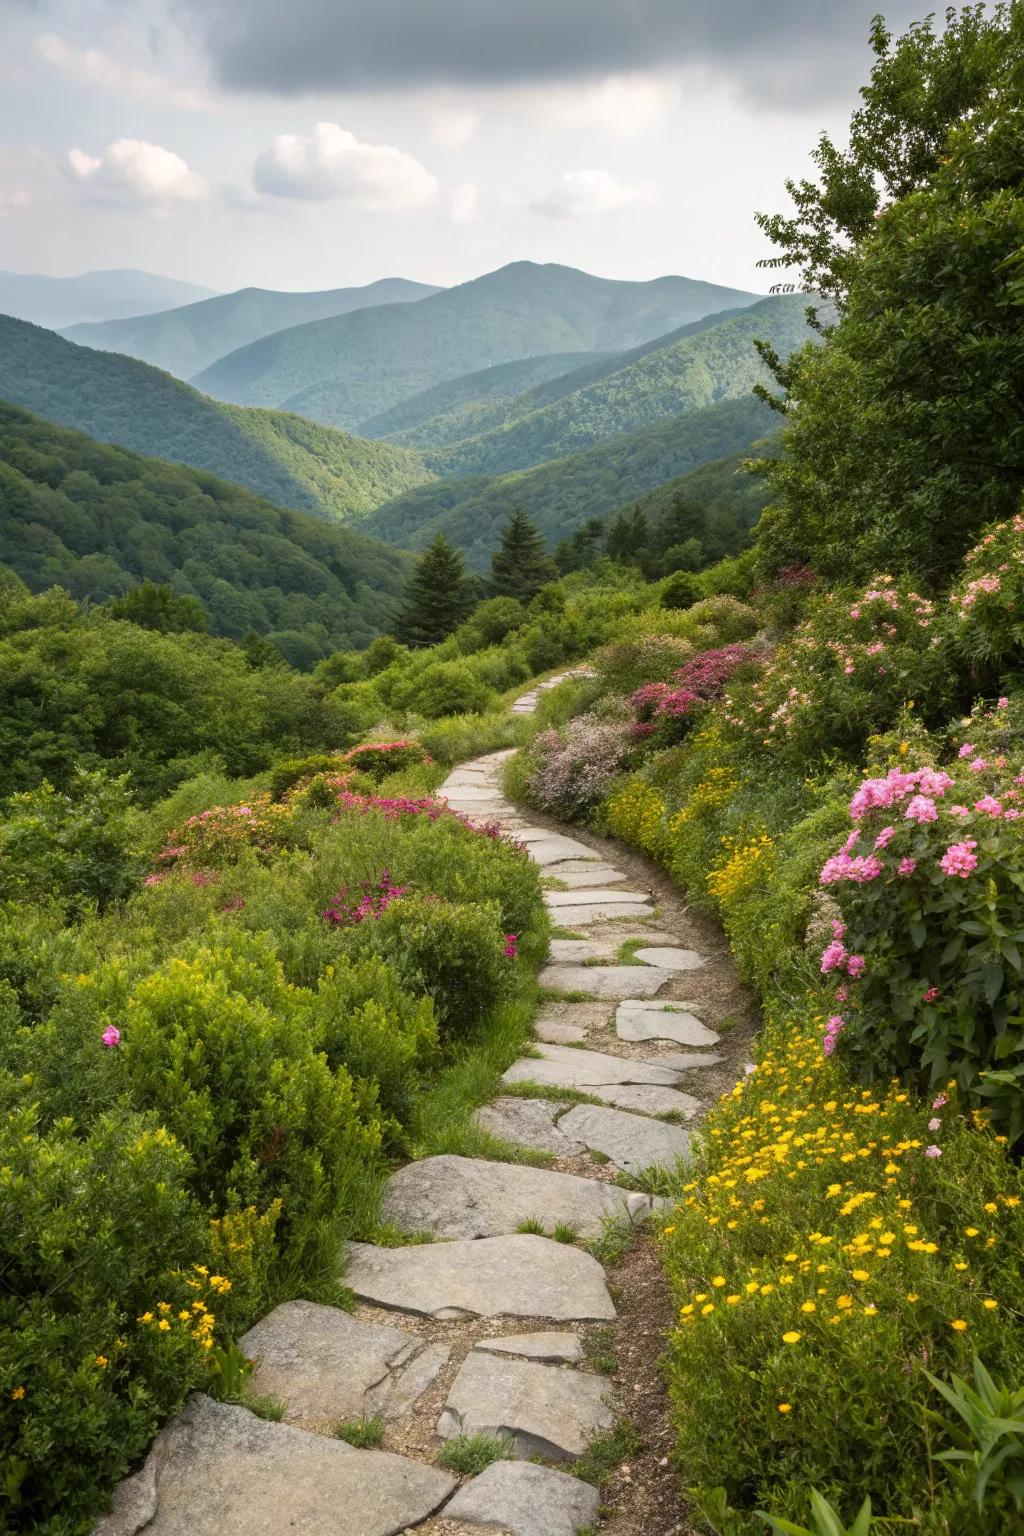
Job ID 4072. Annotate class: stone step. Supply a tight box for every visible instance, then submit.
[444,1461,599,1536]
[590,1082,703,1116]
[475,1097,582,1156]
[437,1348,615,1460]
[615,1000,721,1047]
[557,1104,692,1177]
[546,901,657,924]
[91,1395,456,1536]
[539,963,670,998]
[632,945,706,971]
[657,1049,725,1072]
[344,1235,615,1321]
[476,1331,582,1364]
[523,835,601,865]
[503,1042,683,1090]
[239,1301,448,1430]
[381,1154,660,1239]
[535,1016,589,1044]
[545,864,630,888]
[544,887,650,907]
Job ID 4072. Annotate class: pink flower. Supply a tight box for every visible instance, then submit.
[503,933,518,959]
[924,1144,943,1158]
[905,795,938,823]
[874,826,896,849]
[922,986,941,1003]
[898,857,917,876]
[834,985,849,1003]
[949,805,970,818]
[974,795,1003,816]
[820,941,848,974]
[932,1094,948,1109]
[958,743,976,759]
[823,1033,838,1056]
[826,1014,844,1034]
[940,840,978,878]
[832,920,846,940]
[928,1117,942,1131]
[144,872,166,887]
[969,758,989,773]
[998,696,1010,710]
[101,1026,121,1048]
[846,954,866,978]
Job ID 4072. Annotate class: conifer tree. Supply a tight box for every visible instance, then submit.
[490,507,556,602]
[396,534,474,647]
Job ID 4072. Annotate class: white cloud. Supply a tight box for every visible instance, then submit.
[428,107,480,150]
[543,74,679,141]
[0,189,31,216]
[253,122,439,210]
[67,139,208,205]
[36,33,209,110]
[449,182,478,224]
[530,168,656,219]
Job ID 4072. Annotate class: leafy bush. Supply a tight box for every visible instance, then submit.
[153,794,297,873]
[341,739,433,780]
[947,508,1024,675]
[527,713,632,819]
[269,753,348,801]
[392,660,497,718]
[0,768,142,913]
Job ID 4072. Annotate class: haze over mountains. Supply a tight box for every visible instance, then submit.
[0,269,216,329]
[63,278,442,380]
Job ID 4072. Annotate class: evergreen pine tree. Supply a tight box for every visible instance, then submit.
[396,534,474,647]
[490,507,556,601]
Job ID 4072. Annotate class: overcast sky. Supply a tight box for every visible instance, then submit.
[0,0,926,294]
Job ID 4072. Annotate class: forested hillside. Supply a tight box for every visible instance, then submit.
[418,294,810,477]
[0,404,411,662]
[64,278,441,380]
[0,315,434,520]
[0,267,215,328]
[192,262,760,427]
[365,394,776,564]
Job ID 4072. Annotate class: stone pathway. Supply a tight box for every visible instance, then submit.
[95,674,746,1536]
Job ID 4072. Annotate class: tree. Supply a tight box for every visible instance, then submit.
[489,508,556,601]
[106,581,209,634]
[396,535,474,647]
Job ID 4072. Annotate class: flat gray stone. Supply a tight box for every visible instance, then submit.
[91,1395,455,1536]
[549,939,607,962]
[633,945,706,971]
[558,1104,692,1177]
[437,1351,614,1461]
[474,1098,582,1156]
[504,1043,682,1090]
[590,1082,703,1116]
[344,1236,615,1321]
[525,836,601,865]
[616,1001,720,1047]
[476,1332,582,1365]
[383,1342,452,1421]
[545,888,649,907]
[381,1155,661,1239]
[655,1051,725,1072]
[239,1300,437,1428]
[547,865,629,888]
[445,1460,600,1536]
[539,964,669,998]
[548,902,656,924]
[535,1016,589,1044]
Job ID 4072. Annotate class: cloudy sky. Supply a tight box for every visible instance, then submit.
[0,0,924,294]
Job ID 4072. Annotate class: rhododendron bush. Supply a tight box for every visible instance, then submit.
[628,643,763,742]
[817,735,1024,1139]
[527,712,632,817]
[949,510,1024,670]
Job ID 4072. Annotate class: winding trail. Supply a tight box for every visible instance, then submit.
[95,676,751,1536]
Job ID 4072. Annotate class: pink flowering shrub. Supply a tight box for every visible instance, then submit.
[816,752,1024,1139]
[340,739,433,781]
[948,509,1024,670]
[527,713,632,817]
[322,870,409,927]
[719,577,951,767]
[155,795,296,871]
[628,644,763,741]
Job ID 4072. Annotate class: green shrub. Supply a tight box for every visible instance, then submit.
[269,753,348,801]
[0,769,142,914]
[342,739,433,780]
[393,661,497,719]
[418,709,532,766]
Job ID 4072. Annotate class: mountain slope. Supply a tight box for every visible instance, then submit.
[356,351,612,443]
[421,295,810,478]
[192,262,762,429]
[0,269,215,329]
[0,316,434,521]
[63,278,441,380]
[0,402,411,661]
[363,394,777,568]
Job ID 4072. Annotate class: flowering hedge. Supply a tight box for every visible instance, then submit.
[628,644,762,742]
[526,713,632,818]
[948,510,1024,668]
[341,739,433,780]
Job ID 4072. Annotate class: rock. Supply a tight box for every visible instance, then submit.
[633,945,706,971]
[344,1236,615,1321]
[381,1155,661,1239]
[476,1332,582,1365]
[91,1395,455,1536]
[557,1105,692,1177]
[474,1098,582,1156]
[504,1042,682,1090]
[544,888,650,907]
[548,939,608,962]
[437,1351,615,1460]
[589,1082,703,1116]
[538,964,669,999]
[522,835,601,865]
[653,1050,725,1073]
[535,1016,589,1045]
[546,864,629,888]
[545,902,656,924]
[444,1460,600,1536]
[382,1343,451,1421]
[615,1001,720,1048]
[444,786,511,802]
[239,1300,438,1429]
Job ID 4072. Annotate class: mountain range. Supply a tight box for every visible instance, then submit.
[63,278,441,381]
[191,262,762,429]
[0,268,216,329]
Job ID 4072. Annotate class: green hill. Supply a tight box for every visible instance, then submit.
[356,350,612,442]
[192,262,761,429]
[0,315,434,521]
[0,402,412,663]
[0,267,215,328]
[63,278,440,380]
[418,296,810,478]
[363,394,777,568]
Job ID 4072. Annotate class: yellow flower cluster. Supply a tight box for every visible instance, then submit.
[604,779,666,857]
[669,765,739,827]
[707,831,775,910]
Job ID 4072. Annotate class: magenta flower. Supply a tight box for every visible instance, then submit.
[826,1015,844,1035]
[905,795,938,823]
[974,795,1003,817]
[958,742,976,759]
[101,1026,121,1048]
[834,985,849,1003]
[969,758,989,773]
[940,840,979,878]
[898,857,917,876]
[932,1094,949,1109]
[924,1144,943,1158]
[921,986,940,1003]
[846,954,866,978]
[998,696,1010,709]
[820,940,848,974]
[503,933,518,959]
[822,1033,838,1056]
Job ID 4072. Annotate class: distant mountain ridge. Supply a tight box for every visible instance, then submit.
[63,278,441,380]
[0,268,216,329]
[192,262,763,430]
[0,315,434,522]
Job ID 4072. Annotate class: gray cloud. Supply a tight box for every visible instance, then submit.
[173,0,922,104]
